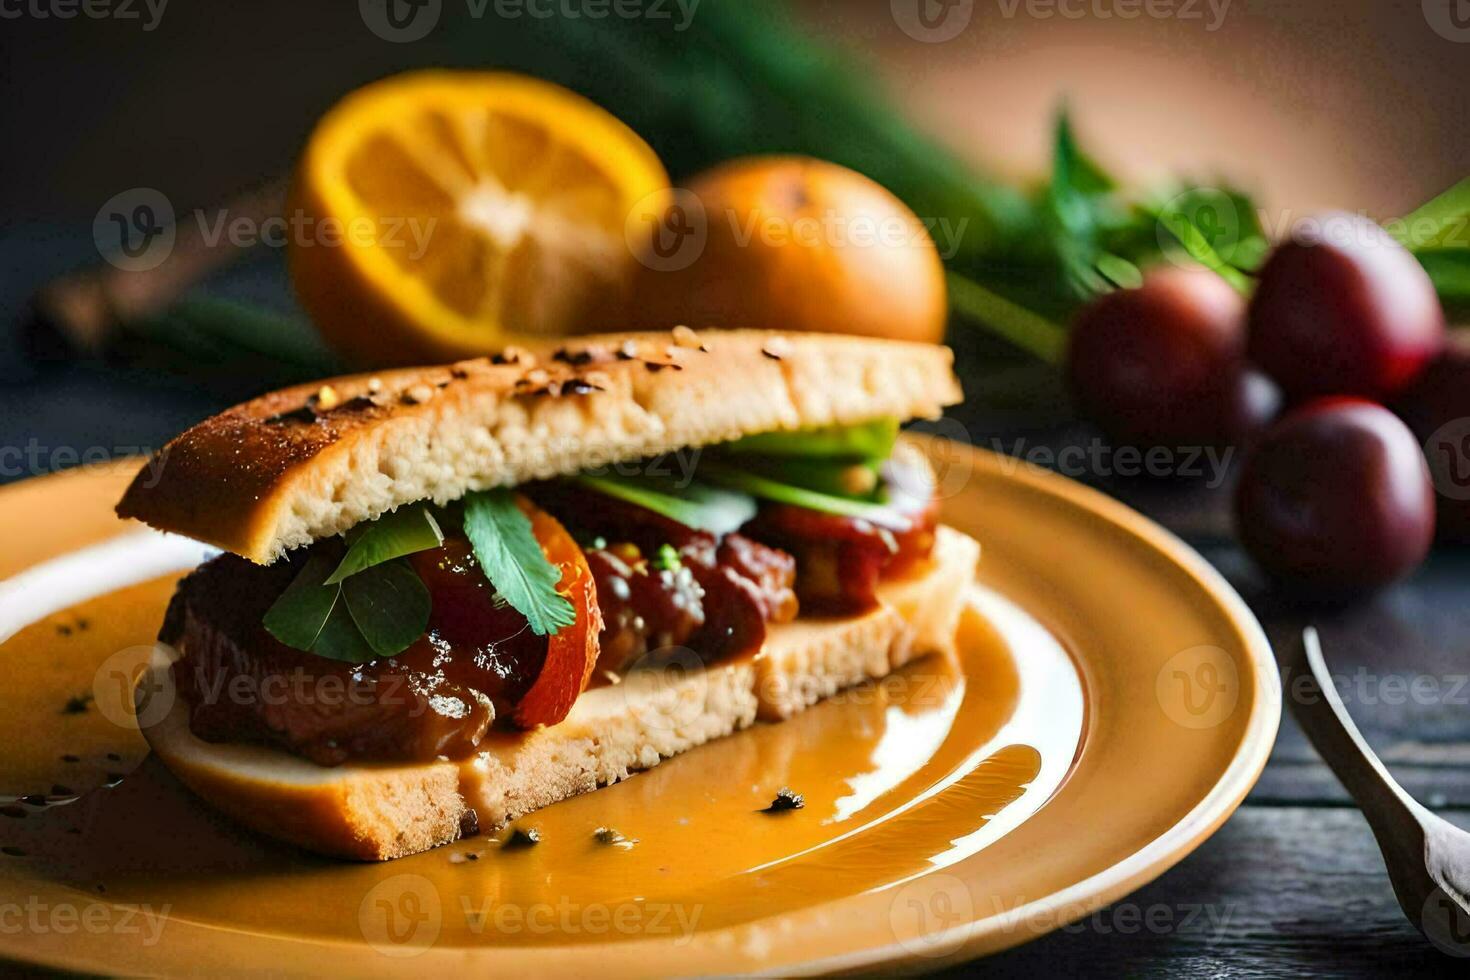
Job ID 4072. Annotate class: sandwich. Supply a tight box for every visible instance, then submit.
[116,329,978,860]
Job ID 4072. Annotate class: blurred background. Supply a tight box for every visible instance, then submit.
[5,0,1468,223]
[2,0,1467,470]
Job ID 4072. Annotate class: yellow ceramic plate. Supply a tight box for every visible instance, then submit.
[0,438,1279,976]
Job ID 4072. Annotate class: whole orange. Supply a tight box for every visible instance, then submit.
[622,156,948,344]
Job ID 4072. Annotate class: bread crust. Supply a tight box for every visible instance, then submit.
[140,527,979,860]
[116,330,961,563]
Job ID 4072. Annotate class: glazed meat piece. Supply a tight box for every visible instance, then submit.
[584,543,707,672]
[531,483,798,674]
[741,497,938,615]
[717,533,801,623]
[580,534,797,675]
[165,536,547,766]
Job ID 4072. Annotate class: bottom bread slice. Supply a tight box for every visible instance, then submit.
[139,526,980,860]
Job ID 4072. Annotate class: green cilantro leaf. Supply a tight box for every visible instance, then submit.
[264,546,431,663]
[462,489,576,637]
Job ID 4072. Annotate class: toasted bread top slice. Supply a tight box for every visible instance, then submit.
[116,330,961,563]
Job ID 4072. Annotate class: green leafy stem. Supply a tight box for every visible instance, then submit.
[942,111,1470,365]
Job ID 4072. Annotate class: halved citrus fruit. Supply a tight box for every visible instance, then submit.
[289,71,670,366]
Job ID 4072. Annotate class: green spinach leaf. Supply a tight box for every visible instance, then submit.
[340,559,433,658]
[262,552,342,652]
[326,505,444,585]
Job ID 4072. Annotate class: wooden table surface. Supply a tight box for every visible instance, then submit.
[3,246,1469,976]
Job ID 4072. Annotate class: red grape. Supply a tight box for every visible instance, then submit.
[1394,334,1470,543]
[1247,212,1444,402]
[1235,398,1435,595]
[1067,267,1260,446]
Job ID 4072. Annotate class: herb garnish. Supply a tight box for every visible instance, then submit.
[263,492,574,659]
[263,550,429,663]
[697,462,912,531]
[307,589,376,663]
[574,472,757,536]
[504,827,542,848]
[325,504,443,584]
[463,488,575,637]
[762,788,805,813]
[653,543,682,572]
[339,559,432,658]
[262,551,342,651]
